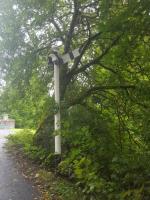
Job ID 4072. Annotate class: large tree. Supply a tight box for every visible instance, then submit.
[0,0,149,147]
[0,0,150,198]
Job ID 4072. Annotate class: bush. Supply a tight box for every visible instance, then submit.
[7,128,150,199]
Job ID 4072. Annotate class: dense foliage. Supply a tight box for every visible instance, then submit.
[1,0,150,199]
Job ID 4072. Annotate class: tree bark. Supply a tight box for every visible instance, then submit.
[33,113,54,150]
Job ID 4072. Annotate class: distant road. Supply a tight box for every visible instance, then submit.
[0,129,12,137]
[0,129,40,200]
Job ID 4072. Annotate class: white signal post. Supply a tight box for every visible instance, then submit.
[49,48,81,155]
[54,62,61,154]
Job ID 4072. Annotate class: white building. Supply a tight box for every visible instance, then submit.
[0,114,15,129]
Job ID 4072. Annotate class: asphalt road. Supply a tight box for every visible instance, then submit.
[0,129,39,200]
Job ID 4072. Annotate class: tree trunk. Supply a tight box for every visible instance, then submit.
[33,113,54,151]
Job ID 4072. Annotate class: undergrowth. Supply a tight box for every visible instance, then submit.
[6,129,150,200]
[6,129,84,200]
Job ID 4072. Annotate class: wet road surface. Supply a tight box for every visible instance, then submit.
[0,129,39,200]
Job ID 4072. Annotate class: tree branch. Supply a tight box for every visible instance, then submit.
[72,34,123,76]
[68,32,102,77]
[64,0,80,52]
[51,19,65,44]
[99,62,117,74]
[70,85,135,106]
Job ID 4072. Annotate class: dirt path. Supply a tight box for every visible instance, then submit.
[0,130,40,200]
